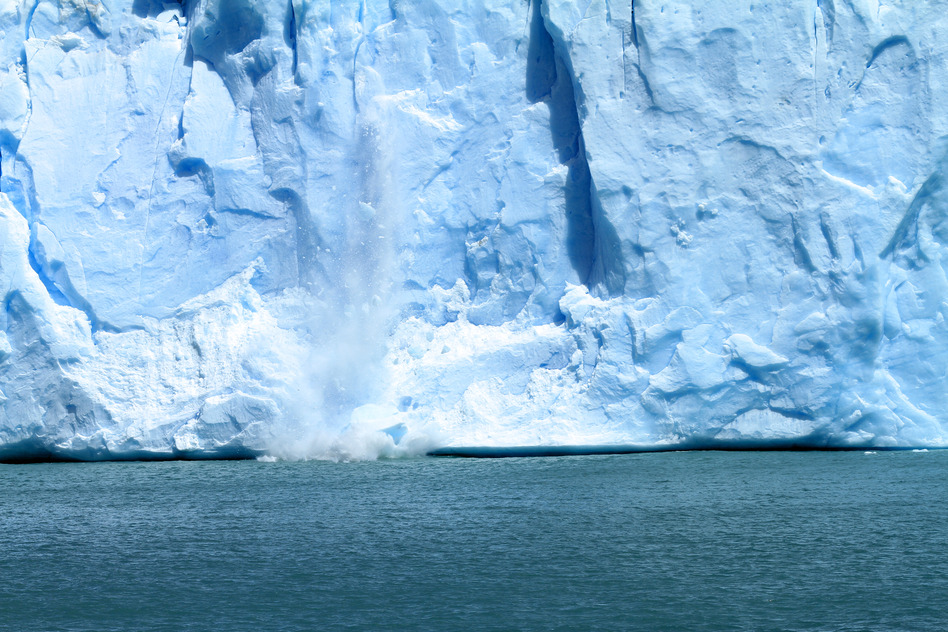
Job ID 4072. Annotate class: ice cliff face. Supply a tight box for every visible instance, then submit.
[1,0,947,460]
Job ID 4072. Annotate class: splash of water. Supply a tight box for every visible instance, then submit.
[266,114,428,460]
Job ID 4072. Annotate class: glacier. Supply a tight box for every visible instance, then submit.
[1,0,947,461]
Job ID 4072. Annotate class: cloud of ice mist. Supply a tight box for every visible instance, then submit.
[262,110,424,461]
[263,418,440,462]
[261,266,417,461]
[264,313,437,462]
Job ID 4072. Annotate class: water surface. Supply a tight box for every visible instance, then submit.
[1,451,945,631]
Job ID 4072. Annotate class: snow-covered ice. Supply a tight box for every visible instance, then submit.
[1,0,947,460]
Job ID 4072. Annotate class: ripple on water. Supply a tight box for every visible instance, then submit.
[1,451,946,631]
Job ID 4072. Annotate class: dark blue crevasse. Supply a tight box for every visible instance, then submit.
[4,153,120,333]
[525,0,595,287]
[284,0,298,78]
[132,0,186,18]
[528,0,627,298]
[631,0,638,48]
[190,0,264,59]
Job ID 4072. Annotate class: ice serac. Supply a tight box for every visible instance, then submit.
[0,0,947,461]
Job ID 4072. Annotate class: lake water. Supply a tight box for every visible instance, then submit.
[1,451,946,631]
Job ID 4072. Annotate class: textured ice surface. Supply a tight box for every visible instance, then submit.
[1,0,948,460]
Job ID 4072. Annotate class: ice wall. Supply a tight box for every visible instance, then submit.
[1,0,947,460]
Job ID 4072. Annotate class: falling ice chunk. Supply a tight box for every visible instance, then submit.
[358,201,376,221]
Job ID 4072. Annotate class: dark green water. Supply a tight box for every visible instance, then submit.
[1,451,946,631]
